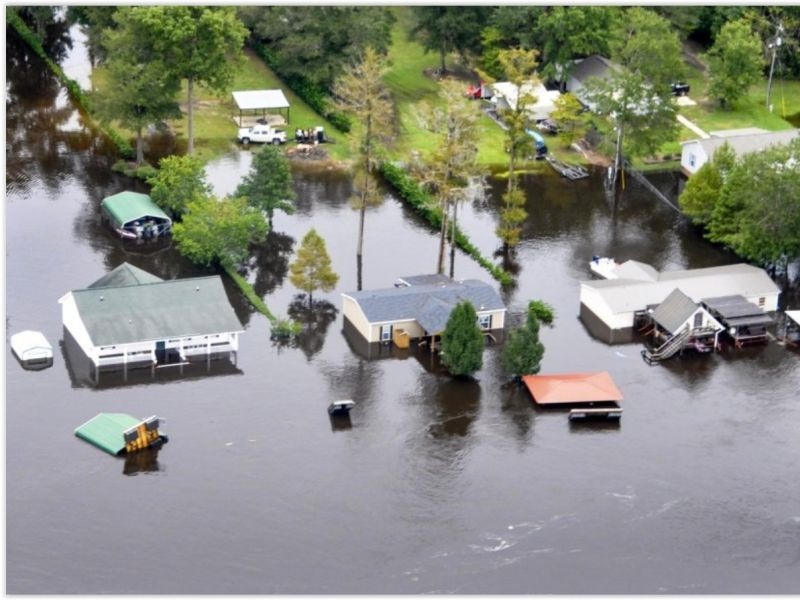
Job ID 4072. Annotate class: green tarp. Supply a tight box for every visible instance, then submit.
[75,413,141,455]
[101,191,171,228]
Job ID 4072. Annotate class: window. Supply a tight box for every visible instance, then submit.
[379,325,392,342]
[693,312,703,328]
[477,314,492,329]
[689,153,696,167]
[758,297,766,308]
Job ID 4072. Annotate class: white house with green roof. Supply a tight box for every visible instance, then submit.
[59,263,243,368]
[101,191,172,240]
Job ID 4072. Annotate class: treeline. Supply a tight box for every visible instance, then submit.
[679,138,800,271]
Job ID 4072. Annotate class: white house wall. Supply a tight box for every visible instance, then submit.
[59,293,97,362]
[342,296,372,341]
[580,284,634,330]
[680,141,708,176]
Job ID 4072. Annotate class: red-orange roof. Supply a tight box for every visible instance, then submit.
[522,372,623,405]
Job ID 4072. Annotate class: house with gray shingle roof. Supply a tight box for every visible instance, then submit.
[59,262,243,368]
[649,288,723,337]
[680,128,799,176]
[565,55,622,111]
[342,274,506,345]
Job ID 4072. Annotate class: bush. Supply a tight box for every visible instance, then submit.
[379,162,513,286]
[249,40,352,133]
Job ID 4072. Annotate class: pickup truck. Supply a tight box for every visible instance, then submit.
[237,125,287,145]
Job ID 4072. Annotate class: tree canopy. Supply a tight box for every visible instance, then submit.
[173,195,268,269]
[148,154,212,217]
[707,19,765,109]
[235,145,295,226]
[502,304,546,380]
[440,301,485,378]
[410,6,492,74]
[289,229,339,307]
[679,143,736,226]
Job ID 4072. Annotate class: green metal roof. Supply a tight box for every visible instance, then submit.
[75,413,141,455]
[71,275,244,346]
[88,262,164,289]
[101,191,171,228]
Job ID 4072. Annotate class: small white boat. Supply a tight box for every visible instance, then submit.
[328,399,356,416]
[589,256,618,279]
[10,330,53,369]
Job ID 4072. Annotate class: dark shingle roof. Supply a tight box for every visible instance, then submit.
[652,288,698,333]
[702,295,774,327]
[571,55,621,84]
[345,278,505,332]
[72,275,243,346]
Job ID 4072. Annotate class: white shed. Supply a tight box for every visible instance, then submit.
[10,330,53,368]
[491,81,561,122]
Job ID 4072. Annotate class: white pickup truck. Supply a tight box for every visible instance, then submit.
[237,125,287,145]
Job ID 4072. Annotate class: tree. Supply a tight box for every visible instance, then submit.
[679,142,736,226]
[333,47,394,289]
[707,19,764,109]
[409,6,491,74]
[535,7,619,86]
[611,7,685,95]
[173,195,267,268]
[502,305,546,380]
[240,6,395,90]
[440,301,484,378]
[289,229,339,308]
[235,145,295,227]
[495,48,539,254]
[418,79,482,276]
[99,8,182,165]
[130,6,247,154]
[550,92,586,148]
[148,155,211,218]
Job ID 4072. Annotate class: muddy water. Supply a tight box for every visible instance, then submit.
[6,24,800,594]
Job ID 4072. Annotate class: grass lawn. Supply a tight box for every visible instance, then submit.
[383,7,510,169]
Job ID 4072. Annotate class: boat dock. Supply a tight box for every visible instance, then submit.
[546,155,589,180]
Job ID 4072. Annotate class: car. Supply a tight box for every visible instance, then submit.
[237,124,287,145]
[671,82,690,97]
[536,119,560,134]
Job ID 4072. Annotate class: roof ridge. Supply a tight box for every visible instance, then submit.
[75,274,221,293]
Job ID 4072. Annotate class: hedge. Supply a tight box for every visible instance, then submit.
[249,40,352,133]
[8,12,135,160]
[379,162,513,286]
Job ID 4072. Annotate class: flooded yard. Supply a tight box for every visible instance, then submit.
[5,26,800,594]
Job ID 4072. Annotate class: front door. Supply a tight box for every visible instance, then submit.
[155,340,166,364]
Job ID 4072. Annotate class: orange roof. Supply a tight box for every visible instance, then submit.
[521,372,623,405]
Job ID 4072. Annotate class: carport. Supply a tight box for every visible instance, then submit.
[232,89,290,127]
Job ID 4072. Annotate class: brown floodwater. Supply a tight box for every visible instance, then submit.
[5,22,800,594]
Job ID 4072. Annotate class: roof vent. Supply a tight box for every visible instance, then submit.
[99,296,104,301]
[196,286,200,291]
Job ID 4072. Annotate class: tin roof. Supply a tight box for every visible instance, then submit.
[702,295,774,327]
[522,372,623,405]
[232,89,290,111]
[88,262,164,289]
[682,129,799,159]
[75,413,142,455]
[570,55,621,84]
[101,191,171,228]
[652,288,698,334]
[70,275,244,346]
[344,278,505,330]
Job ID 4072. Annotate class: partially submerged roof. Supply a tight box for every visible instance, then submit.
[522,372,623,405]
[582,263,780,315]
[88,262,164,289]
[397,274,454,287]
[702,295,774,327]
[232,89,290,111]
[69,275,244,346]
[652,288,698,334]
[10,330,53,361]
[344,277,505,332]
[787,311,800,326]
[101,191,171,228]
[75,413,142,455]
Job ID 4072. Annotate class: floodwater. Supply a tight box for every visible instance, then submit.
[6,23,800,594]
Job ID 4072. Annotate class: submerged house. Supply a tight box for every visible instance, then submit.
[580,262,780,343]
[342,274,506,347]
[702,295,775,347]
[101,191,172,240]
[58,263,243,369]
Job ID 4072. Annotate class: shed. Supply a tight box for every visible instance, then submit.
[702,295,774,332]
[101,191,172,239]
[490,81,561,121]
[522,371,623,406]
[651,288,722,336]
[75,413,165,456]
[10,330,53,368]
[232,89,290,126]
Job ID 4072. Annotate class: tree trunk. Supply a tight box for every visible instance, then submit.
[308,290,313,309]
[439,44,446,75]
[357,114,371,290]
[449,201,458,278]
[437,197,449,274]
[136,127,144,166]
[187,76,194,155]
[356,253,363,292]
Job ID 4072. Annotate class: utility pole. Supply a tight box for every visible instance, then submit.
[766,23,784,110]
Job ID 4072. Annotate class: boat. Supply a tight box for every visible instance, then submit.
[115,227,138,240]
[328,399,356,416]
[589,256,618,279]
[10,330,53,369]
[545,155,589,180]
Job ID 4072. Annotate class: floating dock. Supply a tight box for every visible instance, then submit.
[546,155,589,180]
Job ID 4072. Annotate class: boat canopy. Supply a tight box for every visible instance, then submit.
[101,191,171,228]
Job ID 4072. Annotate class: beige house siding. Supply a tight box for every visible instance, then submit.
[342,295,370,341]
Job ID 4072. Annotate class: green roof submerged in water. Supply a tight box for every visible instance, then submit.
[101,191,171,228]
[75,413,146,455]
